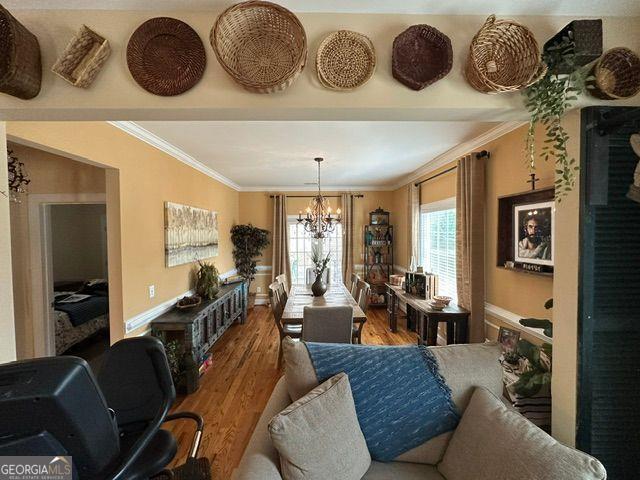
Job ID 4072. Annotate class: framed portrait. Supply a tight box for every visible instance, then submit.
[513,200,554,267]
[498,327,521,353]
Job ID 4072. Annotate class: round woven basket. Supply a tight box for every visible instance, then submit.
[590,47,640,100]
[127,17,206,97]
[392,25,452,91]
[211,0,307,94]
[0,4,41,100]
[316,30,376,91]
[465,15,546,94]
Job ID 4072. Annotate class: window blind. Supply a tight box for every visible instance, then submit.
[419,206,457,300]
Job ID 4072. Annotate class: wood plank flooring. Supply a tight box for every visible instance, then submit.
[165,304,416,479]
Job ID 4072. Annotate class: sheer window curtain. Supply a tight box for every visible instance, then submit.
[456,152,487,343]
[272,194,291,287]
[341,193,355,284]
[408,183,420,270]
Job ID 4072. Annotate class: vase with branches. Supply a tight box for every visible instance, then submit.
[310,242,331,297]
[230,224,269,307]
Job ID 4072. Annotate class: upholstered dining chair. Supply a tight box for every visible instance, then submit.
[349,273,360,299]
[305,267,331,285]
[268,281,301,360]
[352,280,370,344]
[301,306,353,344]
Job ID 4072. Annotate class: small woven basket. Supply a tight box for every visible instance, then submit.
[211,0,307,94]
[316,30,376,91]
[590,47,640,100]
[465,15,546,94]
[52,25,111,88]
[0,4,41,100]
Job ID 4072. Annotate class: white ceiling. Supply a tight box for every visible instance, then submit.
[133,121,498,190]
[5,0,639,16]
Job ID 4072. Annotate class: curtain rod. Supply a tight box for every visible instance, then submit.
[269,194,364,198]
[414,150,490,187]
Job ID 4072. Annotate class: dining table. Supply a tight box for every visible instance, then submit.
[281,283,367,325]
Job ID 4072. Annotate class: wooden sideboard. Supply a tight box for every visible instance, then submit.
[151,282,247,367]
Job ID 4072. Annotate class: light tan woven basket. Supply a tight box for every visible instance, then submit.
[211,0,307,94]
[465,15,546,94]
[316,30,376,91]
[590,47,640,100]
[52,25,110,88]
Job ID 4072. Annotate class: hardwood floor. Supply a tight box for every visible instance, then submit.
[166,304,417,479]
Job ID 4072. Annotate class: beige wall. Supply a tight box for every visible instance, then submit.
[9,142,106,359]
[0,123,17,363]
[51,204,108,283]
[7,122,239,342]
[238,190,396,296]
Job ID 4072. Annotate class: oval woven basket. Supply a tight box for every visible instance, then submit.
[211,0,307,94]
[465,15,546,94]
[316,30,376,91]
[590,47,640,100]
[0,4,41,100]
[127,17,206,97]
[392,25,452,91]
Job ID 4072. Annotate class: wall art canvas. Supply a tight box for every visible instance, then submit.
[165,202,218,268]
[513,200,554,267]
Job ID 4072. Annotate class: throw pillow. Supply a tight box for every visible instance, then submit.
[438,387,607,480]
[268,372,371,480]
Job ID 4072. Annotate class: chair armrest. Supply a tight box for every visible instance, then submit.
[232,377,291,480]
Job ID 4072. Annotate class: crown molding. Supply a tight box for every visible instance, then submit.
[390,121,526,190]
[238,184,391,192]
[108,121,241,191]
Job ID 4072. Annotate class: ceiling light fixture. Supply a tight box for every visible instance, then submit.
[297,157,341,239]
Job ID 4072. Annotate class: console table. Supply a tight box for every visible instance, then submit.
[151,282,247,369]
[386,283,470,346]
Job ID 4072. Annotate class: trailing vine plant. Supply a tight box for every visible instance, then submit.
[523,35,592,199]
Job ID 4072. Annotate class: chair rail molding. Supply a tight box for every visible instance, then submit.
[484,302,552,344]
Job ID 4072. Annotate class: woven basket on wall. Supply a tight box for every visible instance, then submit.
[465,15,546,94]
[392,25,452,91]
[211,0,307,94]
[316,30,376,91]
[0,5,41,100]
[52,25,111,88]
[590,47,640,100]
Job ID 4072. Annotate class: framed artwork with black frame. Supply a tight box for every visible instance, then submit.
[497,187,555,275]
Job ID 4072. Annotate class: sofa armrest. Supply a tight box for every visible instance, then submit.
[232,377,291,480]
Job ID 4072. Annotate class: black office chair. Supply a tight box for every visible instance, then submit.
[0,337,210,480]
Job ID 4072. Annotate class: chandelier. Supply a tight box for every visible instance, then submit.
[6,149,30,203]
[297,157,341,239]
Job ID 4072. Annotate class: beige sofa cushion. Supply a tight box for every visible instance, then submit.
[363,462,445,480]
[268,372,371,480]
[282,338,502,465]
[438,387,607,480]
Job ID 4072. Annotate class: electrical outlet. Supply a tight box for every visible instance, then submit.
[256,286,262,293]
[148,285,155,299]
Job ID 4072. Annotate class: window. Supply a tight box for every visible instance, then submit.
[419,198,457,301]
[288,217,342,285]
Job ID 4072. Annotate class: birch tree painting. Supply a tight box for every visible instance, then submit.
[165,202,218,267]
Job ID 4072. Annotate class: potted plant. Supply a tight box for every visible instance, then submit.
[310,242,331,297]
[196,260,220,300]
[509,340,552,398]
[230,224,269,309]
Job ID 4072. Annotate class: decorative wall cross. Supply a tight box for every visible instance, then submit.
[527,173,539,191]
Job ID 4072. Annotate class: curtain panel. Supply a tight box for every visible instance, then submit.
[455,152,486,343]
[271,194,291,287]
[407,182,420,270]
[341,193,355,284]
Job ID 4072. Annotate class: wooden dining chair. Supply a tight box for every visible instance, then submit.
[302,306,353,344]
[305,267,331,285]
[268,281,301,360]
[352,280,370,344]
[275,273,289,294]
[349,273,360,299]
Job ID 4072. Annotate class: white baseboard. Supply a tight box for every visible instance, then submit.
[125,268,237,334]
[254,293,269,305]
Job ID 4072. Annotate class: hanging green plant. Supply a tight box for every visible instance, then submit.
[523,34,592,199]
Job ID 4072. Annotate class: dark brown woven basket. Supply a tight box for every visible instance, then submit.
[590,47,640,100]
[392,25,452,91]
[0,5,41,100]
[127,17,206,96]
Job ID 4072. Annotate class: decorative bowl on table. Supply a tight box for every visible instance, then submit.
[427,300,446,311]
[176,295,202,309]
[433,295,452,306]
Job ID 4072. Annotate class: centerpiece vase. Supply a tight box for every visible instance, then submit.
[311,273,327,297]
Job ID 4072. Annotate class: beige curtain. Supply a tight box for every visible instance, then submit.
[456,153,486,343]
[340,193,355,284]
[271,194,291,286]
[407,182,420,270]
